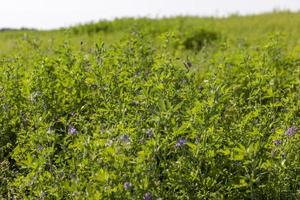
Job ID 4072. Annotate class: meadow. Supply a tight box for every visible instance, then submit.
[1,11,300,199]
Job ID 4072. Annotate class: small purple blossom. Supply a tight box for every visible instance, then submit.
[120,135,131,144]
[271,128,276,133]
[123,182,132,190]
[175,138,187,147]
[285,125,297,137]
[68,125,77,135]
[105,140,113,147]
[37,144,43,152]
[2,104,8,112]
[272,140,282,146]
[143,192,152,200]
[146,129,154,138]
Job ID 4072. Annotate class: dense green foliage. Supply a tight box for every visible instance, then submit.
[1,12,300,199]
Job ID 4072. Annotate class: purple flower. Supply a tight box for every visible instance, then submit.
[146,129,154,138]
[2,104,8,112]
[143,192,152,200]
[123,182,132,190]
[68,125,77,135]
[37,144,43,152]
[175,138,187,147]
[272,140,282,146]
[105,140,113,147]
[285,125,297,137]
[271,128,276,133]
[120,135,131,144]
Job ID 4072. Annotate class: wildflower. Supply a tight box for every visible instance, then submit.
[120,135,131,144]
[131,100,140,106]
[2,104,8,112]
[143,192,152,200]
[123,182,132,190]
[146,129,154,138]
[30,91,40,103]
[285,125,297,137]
[68,125,77,135]
[37,144,43,152]
[100,126,105,134]
[105,140,113,147]
[272,140,282,146]
[175,138,187,147]
[47,126,54,134]
[198,85,204,91]
[271,128,275,133]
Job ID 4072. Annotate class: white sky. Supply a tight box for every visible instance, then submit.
[1,0,300,29]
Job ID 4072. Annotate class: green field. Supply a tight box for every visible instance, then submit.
[1,11,300,199]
